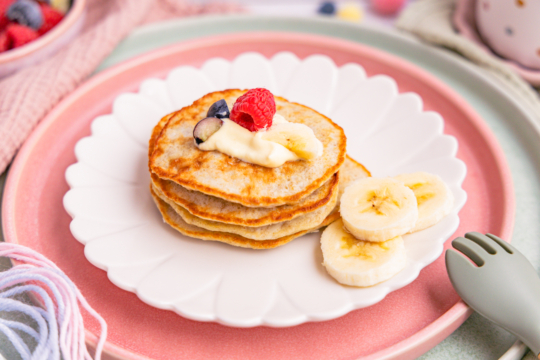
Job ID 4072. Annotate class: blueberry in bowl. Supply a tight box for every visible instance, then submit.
[0,0,86,78]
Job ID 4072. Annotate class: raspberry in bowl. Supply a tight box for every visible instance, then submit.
[0,0,86,77]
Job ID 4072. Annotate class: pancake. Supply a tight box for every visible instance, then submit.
[151,173,338,227]
[152,156,370,232]
[151,187,341,250]
[152,155,370,242]
[152,181,339,240]
[149,108,339,227]
[149,89,347,207]
[337,156,371,199]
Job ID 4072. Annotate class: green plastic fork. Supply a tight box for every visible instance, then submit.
[446,232,540,359]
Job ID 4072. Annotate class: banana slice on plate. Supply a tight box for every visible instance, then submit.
[394,172,454,232]
[321,219,407,287]
[340,177,418,242]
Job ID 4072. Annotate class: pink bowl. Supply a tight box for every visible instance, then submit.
[0,0,86,78]
[453,0,540,86]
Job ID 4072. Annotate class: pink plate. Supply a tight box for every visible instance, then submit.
[2,32,514,360]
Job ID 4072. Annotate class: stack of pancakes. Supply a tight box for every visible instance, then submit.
[148,89,370,249]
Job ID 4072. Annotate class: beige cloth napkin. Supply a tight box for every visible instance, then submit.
[396,0,540,122]
[0,0,240,174]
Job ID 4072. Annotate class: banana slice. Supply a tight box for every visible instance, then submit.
[262,117,323,160]
[340,177,418,242]
[394,172,454,232]
[321,219,407,287]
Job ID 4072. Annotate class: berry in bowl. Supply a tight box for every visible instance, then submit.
[0,0,86,77]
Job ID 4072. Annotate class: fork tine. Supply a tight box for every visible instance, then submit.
[445,249,479,296]
[451,236,486,267]
[485,233,515,254]
[464,232,497,254]
[446,249,478,271]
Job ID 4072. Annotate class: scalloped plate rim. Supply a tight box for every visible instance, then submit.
[64,51,467,328]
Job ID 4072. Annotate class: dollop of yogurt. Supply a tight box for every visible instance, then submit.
[197,114,323,168]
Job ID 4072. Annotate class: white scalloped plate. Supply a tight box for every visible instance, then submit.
[63,52,467,328]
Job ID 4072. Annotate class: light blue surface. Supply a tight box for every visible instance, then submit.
[2,15,540,360]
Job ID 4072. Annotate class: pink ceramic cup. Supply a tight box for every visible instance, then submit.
[475,0,540,70]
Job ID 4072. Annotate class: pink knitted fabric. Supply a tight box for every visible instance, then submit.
[0,0,240,174]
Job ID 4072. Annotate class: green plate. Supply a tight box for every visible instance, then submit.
[99,16,540,359]
[94,15,540,360]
